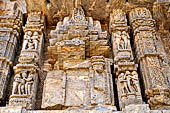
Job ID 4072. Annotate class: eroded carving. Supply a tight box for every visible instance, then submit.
[129,8,170,110]
[110,9,143,109]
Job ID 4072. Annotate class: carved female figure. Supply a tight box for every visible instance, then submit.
[23,31,32,50]
[31,32,40,50]
[118,73,128,96]
[25,71,35,95]
[12,73,22,95]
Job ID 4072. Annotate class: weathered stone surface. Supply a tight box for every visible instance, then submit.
[0,0,170,112]
[0,106,25,113]
[110,9,143,109]
[41,70,66,109]
[0,1,23,103]
[129,7,170,110]
[41,6,115,111]
[9,12,46,109]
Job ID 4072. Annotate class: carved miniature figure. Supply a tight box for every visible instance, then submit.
[27,41,35,50]
[23,31,32,50]
[121,31,130,49]
[21,71,27,95]
[126,71,135,94]
[118,73,128,96]
[25,71,35,95]
[92,60,105,91]
[131,71,140,94]
[12,73,22,95]
[32,32,40,50]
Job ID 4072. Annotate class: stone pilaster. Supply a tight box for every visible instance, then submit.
[109,9,143,109]
[0,1,23,103]
[129,8,170,109]
[9,12,46,109]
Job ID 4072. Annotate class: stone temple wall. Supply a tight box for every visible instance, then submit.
[0,0,170,113]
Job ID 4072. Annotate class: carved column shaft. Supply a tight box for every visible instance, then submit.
[109,9,143,109]
[0,2,23,103]
[9,12,46,109]
[129,8,170,109]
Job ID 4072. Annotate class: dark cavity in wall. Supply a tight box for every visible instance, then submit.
[111,64,120,111]
[106,0,109,3]
[46,0,50,3]
[137,64,147,103]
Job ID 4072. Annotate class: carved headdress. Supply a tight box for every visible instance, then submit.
[91,56,105,66]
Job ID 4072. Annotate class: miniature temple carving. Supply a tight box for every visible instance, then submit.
[0,2,23,103]
[9,12,45,109]
[129,8,170,109]
[0,0,170,112]
[42,6,116,111]
[109,9,143,109]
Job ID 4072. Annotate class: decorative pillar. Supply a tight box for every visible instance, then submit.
[129,8,170,109]
[9,12,46,109]
[0,2,23,103]
[109,9,143,109]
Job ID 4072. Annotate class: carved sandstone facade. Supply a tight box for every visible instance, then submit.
[0,0,170,113]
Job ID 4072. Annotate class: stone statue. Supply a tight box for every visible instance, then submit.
[21,71,27,95]
[92,61,105,91]
[118,73,129,96]
[131,71,141,94]
[31,32,40,50]
[126,71,135,94]
[25,71,35,95]
[12,73,22,95]
[27,41,35,50]
[91,56,106,104]
[115,31,121,48]
[23,31,32,50]
[122,31,130,49]
[119,38,125,50]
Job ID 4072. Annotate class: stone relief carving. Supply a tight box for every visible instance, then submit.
[129,8,170,110]
[0,1,169,112]
[12,71,35,96]
[0,1,23,103]
[42,6,116,111]
[9,12,45,109]
[110,9,143,109]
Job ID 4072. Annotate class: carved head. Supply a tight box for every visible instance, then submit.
[125,71,131,75]
[132,71,138,75]
[91,56,105,73]
[117,31,121,36]
[119,73,125,79]
[92,63,104,73]
[22,71,28,78]
[122,31,126,35]
[33,31,39,36]
[27,31,32,36]
[15,73,21,80]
